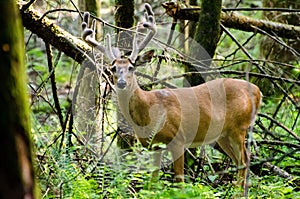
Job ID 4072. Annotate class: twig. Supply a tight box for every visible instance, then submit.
[221,24,300,109]
[136,71,177,89]
[222,7,300,12]
[45,44,73,152]
[253,26,300,57]
[153,17,178,79]
[258,113,300,142]
[142,69,300,87]
[90,130,119,174]
[255,120,280,140]
[29,84,58,114]
[256,140,300,148]
[45,43,70,152]
[45,43,65,132]
[269,74,300,130]
[217,58,299,71]
[224,32,257,59]
[21,0,37,11]
[251,155,294,180]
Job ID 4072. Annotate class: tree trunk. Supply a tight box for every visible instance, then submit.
[0,1,35,198]
[194,0,222,58]
[185,0,222,86]
[115,0,134,32]
[115,0,134,53]
[115,0,136,150]
[78,0,100,17]
[75,0,102,150]
[188,0,198,40]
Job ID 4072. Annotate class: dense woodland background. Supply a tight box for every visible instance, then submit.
[1,0,299,198]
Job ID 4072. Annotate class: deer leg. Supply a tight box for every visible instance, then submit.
[151,150,162,181]
[236,142,249,188]
[170,145,185,182]
[217,133,248,188]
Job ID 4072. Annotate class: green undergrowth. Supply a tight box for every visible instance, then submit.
[36,144,299,199]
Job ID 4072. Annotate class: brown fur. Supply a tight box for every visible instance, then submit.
[114,58,262,189]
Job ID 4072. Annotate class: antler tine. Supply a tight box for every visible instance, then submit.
[129,25,141,63]
[105,34,116,62]
[91,18,96,39]
[81,12,115,63]
[129,3,157,63]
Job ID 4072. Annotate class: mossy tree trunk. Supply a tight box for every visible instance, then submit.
[115,0,134,53]
[76,0,102,149]
[115,0,136,149]
[194,0,222,58]
[0,0,35,198]
[115,0,134,32]
[79,0,100,17]
[186,0,222,86]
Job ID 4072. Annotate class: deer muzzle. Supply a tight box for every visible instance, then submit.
[117,79,127,89]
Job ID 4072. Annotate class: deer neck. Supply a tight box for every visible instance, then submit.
[115,76,166,144]
[115,75,144,122]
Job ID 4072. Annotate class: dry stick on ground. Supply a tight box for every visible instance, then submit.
[251,155,294,180]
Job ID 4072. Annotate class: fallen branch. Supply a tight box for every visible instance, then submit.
[162,2,300,40]
[252,155,294,180]
[19,2,91,64]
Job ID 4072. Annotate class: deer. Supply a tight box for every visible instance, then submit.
[81,3,262,191]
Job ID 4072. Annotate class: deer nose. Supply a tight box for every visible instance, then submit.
[117,79,127,89]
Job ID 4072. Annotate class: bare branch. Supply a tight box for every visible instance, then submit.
[19,3,91,64]
[258,113,300,142]
[45,43,65,131]
[252,155,294,180]
[162,2,300,40]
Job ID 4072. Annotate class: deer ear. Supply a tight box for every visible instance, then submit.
[135,50,155,66]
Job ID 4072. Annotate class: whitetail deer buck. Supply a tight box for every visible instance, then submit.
[81,3,262,190]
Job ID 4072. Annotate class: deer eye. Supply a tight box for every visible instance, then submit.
[110,65,116,73]
[128,65,135,72]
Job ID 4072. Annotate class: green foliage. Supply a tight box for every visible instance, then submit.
[248,176,298,199]
[37,146,101,198]
[66,171,100,199]
[138,183,215,199]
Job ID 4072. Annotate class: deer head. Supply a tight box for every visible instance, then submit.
[82,3,156,90]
